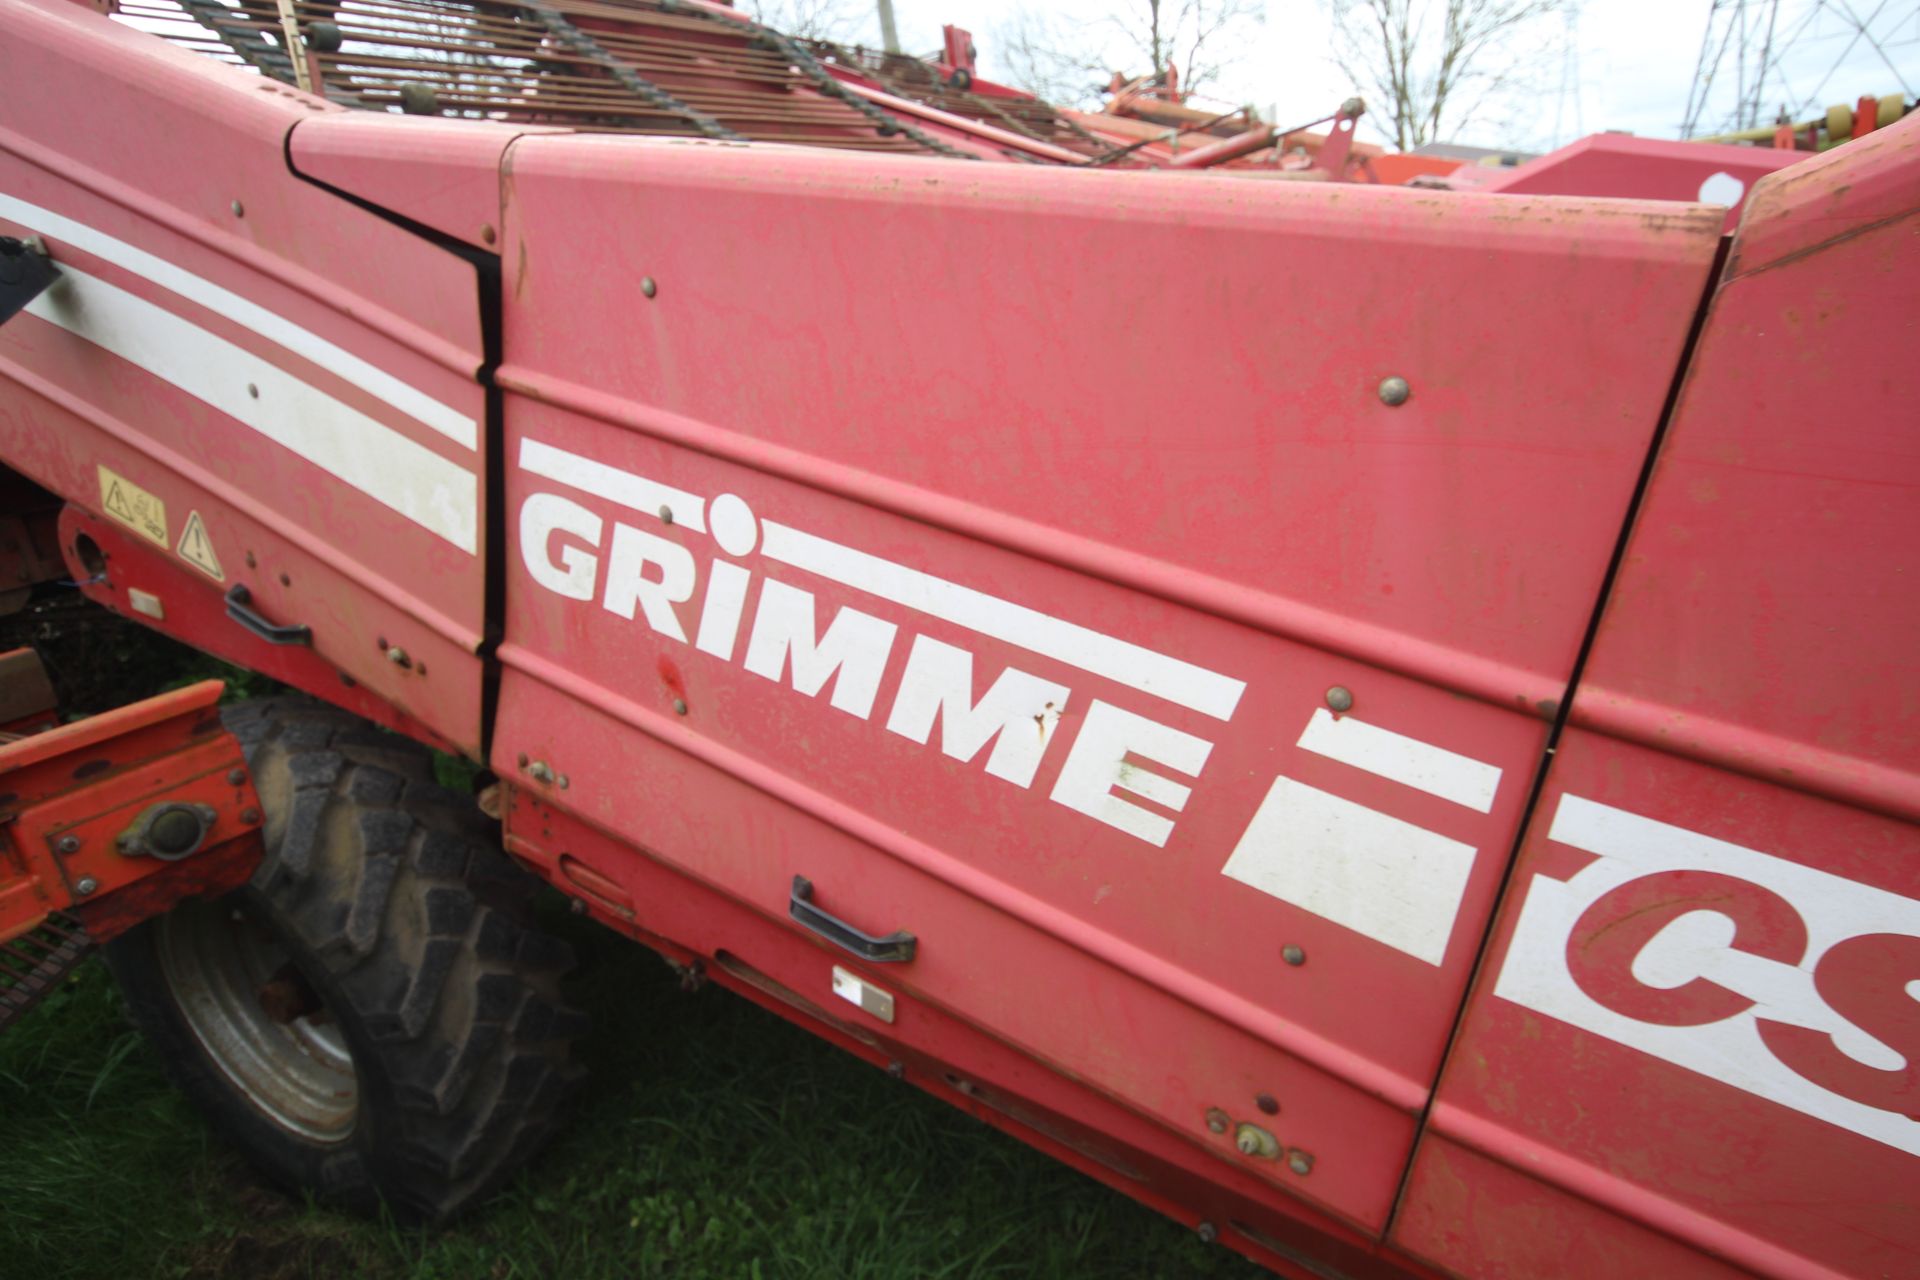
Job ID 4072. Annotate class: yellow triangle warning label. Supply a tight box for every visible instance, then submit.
[96,464,168,546]
[104,481,135,522]
[177,510,224,581]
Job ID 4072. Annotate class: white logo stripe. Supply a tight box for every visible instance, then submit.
[514,439,1245,720]
[0,193,477,450]
[1222,773,1477,965]
[518,438,707,532]
[1498,795,1920,1157]
[1296,707,1502,812]
[29,263,477,553]
[761,520,1246,721]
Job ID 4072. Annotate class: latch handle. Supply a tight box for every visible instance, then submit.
[224,584,311,646]
[789,876,916,963]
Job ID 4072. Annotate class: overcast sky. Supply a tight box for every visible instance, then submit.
[845,1,1919,151]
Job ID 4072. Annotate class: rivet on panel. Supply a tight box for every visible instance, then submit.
[659,505,674,525]
[672,698,689,716]
[1205,1107,1230,1134]
[640,276,658,299]
[1195,1222,1218,1245]
[56,835,80,854]
[480,223,497,245]
[1378,375,1410,406]
[1325,685,1353,713]
[1256,1093,1279,1115]
[230,200,245,217]
[74,875,99,896]
[1287,1149,1316,1176]
[1282,944,1306,967]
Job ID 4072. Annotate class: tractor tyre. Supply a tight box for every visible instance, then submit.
[103,696,586,1221]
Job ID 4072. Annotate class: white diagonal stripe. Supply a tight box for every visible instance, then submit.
[1222,774,1477,965]
[0,193,476,449]
[761,520,1245,720]
[28,264,476,552]
[1296,707,1501,812]
[518,438,707,532]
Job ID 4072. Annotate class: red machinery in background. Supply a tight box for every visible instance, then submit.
[0,0,1915,1276]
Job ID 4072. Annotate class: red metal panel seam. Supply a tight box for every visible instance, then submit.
[1572,689,1920,824]
[1381,234,1738,1254]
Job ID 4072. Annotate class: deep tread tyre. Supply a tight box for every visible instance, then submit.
[105,696,586,1221]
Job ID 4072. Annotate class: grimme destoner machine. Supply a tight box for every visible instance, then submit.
[1,0,1914,1276]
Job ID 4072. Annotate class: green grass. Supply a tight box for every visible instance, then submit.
[2,907,1269,1280]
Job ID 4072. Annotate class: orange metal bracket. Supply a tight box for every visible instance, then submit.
[0,678,262,948]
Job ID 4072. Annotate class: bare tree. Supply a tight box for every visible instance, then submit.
[994,0,1265,108]
[743,0,872,43]
[996,9,1111,107]
[1109,0,1265,99]
[1327,0,1566,150]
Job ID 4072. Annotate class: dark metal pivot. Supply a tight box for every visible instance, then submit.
[0,237,60,328]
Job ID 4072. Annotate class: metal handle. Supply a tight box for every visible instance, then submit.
[224,583,310,646]
[788,876,916,964]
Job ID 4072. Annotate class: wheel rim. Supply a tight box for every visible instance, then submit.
[155,898,358,1143]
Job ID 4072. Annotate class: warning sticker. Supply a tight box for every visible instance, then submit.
[98,465,168,546]
[177,510,224,581]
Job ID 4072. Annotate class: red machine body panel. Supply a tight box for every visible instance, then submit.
[3,2,1916,1275]
[495,136,1719,709]
[1574,121,1919,819]
[1402,733,1919,1280]
[0,0,489,753]
[489,134,1719,1239]
[1399,120,1920,1279]
[500,787,1435,1280]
